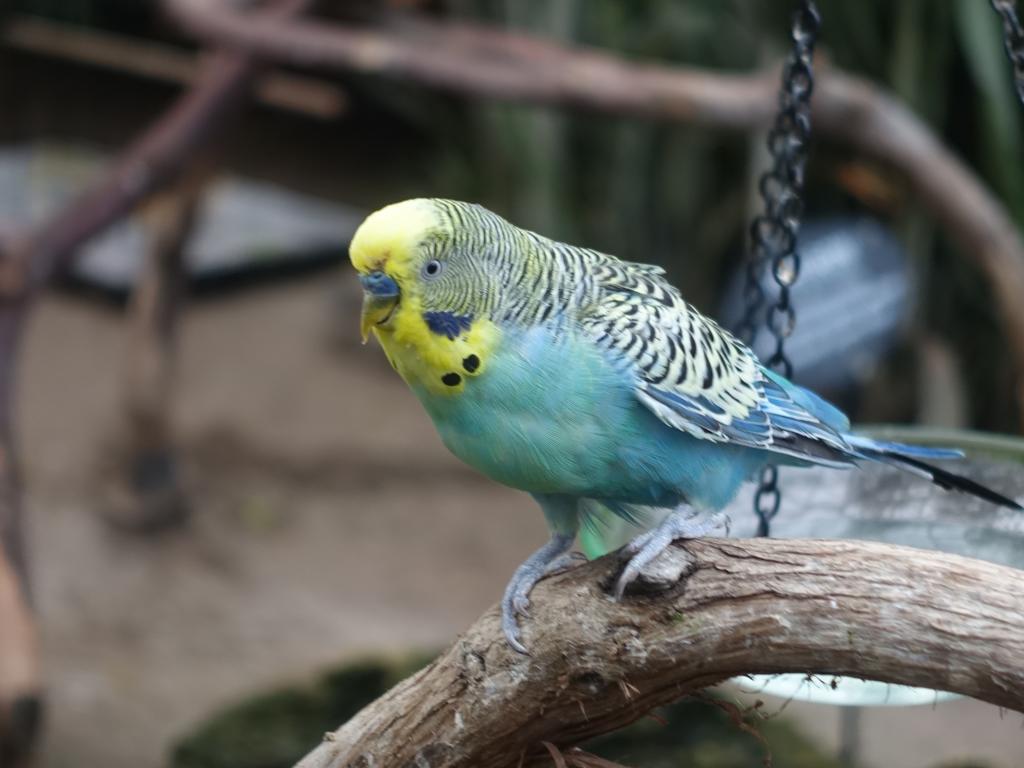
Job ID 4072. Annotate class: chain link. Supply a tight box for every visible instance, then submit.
[740,1,820,537]
[991,0,1024,106]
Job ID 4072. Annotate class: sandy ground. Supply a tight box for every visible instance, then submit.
[14,275,1024,768]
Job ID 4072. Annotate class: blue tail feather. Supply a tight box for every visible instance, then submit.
[844,435,1021,511]
[845,435,964,461]
[755,370,1020,510]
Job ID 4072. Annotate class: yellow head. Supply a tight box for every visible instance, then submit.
[349,198,504,395]
[349,199,444,280]
[349,199,447,342]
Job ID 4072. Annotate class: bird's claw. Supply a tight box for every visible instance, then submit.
[501,612,528,655]
[500,534,579,654]
[615,511,729,599]
[512,592,531,617]
[501,585,534,654]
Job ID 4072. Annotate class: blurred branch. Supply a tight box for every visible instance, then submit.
[164,2,776,126]
[2,15,346,119]
[164,0,1024,417]
[104,174,202,532]
[0,546,40,768]
[295,537,1024,768]
[0,305,24,589]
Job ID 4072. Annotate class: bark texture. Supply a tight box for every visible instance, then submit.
[295,537,1024,768]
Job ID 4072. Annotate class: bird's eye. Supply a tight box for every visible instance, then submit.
[422,259,444,279]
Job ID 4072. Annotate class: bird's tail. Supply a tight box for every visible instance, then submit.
[845,435,1023,511]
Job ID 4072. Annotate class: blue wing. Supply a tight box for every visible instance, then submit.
[641,366,855,467]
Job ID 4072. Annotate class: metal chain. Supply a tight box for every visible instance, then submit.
[740,1,820,537]
[991,0,1024,106]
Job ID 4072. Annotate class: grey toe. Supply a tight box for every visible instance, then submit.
[616,511,729,598]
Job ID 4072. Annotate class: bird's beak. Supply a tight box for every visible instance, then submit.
[359,271,400,343]
[360,294,399,343]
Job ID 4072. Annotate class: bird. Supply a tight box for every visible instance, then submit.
[350,197,1023,653]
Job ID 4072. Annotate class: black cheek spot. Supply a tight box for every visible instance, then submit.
[462,354,480,373]
[442,372,462,387]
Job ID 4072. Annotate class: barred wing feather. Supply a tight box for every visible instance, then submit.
[580,260,853,467]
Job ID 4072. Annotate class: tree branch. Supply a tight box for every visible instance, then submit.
[2,15,346,119]
[0,546,40,768]
[294,537,1024,768]
[164,0,1024,416]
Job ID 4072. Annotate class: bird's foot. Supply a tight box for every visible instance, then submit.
[543,550,588,576]
[501,534,581,654]
[614,510,729,599]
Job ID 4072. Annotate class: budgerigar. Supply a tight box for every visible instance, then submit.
[351,198,1022,653]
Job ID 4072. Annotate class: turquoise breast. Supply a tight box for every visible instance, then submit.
[413,325,624,493]
[411,324,760,510]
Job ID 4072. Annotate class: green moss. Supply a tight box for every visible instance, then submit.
[665,611,708,636]
[171,655,431,768]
